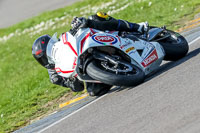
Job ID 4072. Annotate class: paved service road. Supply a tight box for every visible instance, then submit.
[0,0,81,28]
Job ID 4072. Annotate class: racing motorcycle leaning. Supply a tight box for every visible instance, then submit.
[46,25,189,87]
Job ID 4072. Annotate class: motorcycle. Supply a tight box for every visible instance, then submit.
[46,25,189,86]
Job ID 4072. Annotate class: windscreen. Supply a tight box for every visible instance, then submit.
[46,33,58,64]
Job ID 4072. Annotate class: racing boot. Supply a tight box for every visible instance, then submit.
[86,83,112,96]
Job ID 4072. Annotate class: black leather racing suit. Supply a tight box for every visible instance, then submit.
[47,13,142,94]
[87,14,140,32]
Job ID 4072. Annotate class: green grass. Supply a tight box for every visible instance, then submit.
[0,0,200,132]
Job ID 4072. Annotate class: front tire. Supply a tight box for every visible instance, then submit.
[159,30,189,61]
[86,60,145,86]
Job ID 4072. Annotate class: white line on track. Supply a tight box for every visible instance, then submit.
[39,35,200,133]
[188,36,200,45]
[38,94,108,133]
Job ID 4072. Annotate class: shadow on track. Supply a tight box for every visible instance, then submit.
[106,48,200,94]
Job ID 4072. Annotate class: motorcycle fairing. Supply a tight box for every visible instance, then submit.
[148,28,164,41]
[51,28,165,78]
[77,28,164,75]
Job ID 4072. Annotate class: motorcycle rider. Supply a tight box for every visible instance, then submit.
[32,12,148,96]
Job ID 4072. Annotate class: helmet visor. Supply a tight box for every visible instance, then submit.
[32,39,43,58]
[46,33,58,64]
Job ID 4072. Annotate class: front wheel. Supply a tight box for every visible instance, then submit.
[86,60,145,86]
[159,30,189,61]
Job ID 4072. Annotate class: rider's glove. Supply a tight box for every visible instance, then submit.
[71,17,88,29]
[138,22,149,33]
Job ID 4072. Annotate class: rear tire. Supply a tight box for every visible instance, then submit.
[159,30,189,61]
[86,60,145,86]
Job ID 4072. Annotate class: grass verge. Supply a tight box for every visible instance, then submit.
[0,0,200,132]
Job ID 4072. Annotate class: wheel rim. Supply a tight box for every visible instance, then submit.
[170,34,182,43]
[97,59,138,75]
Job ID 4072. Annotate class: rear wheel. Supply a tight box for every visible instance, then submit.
[86,60,145,86]
[159,30,189,61]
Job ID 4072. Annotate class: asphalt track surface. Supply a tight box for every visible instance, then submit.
[5,1,200,132]
[15,26,200,133]
[0,0,81,28]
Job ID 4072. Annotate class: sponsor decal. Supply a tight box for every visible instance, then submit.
[141,49,158,67]
[120,43,131,49]
[95,36,114,42]
[125,47,135,53]
[120,39,133,49]
[92,35,118,45]
[128,51,136,55]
